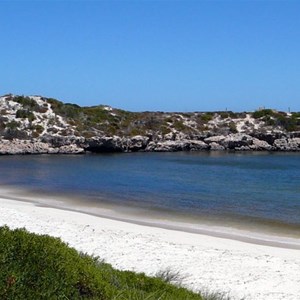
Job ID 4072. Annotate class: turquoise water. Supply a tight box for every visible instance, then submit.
[0,152,300,235]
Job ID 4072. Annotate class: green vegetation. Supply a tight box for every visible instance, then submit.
[200,113,214,122]
[0,119,6,131]
[30,124,44,138]
[16,110,36,122]
[33,124,44,134]
[7,95,300,140]
[228,122,238,133]
[47,98,123,135]
[252,109,275,119]
[47,95,212,136]
[173,120,186,131]
[252,109,300,132]
[5,120,20,130]
[12,96,47,113]
[46,97,187,136]
[12,96,39,110]
[0,226,225,300]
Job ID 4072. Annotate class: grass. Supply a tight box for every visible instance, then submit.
[155,268,184,285]
[0,226,230,300]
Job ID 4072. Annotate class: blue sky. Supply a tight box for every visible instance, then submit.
[1,1,300,112]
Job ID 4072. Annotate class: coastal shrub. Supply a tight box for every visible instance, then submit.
[219,112,230,119]
[282,119,297,131]
[262,116,275,126]
[30,124,44,137]
[47,97,64,109]
[16,109,36,122]
[82,131,97,138]
[252,109,300,131]
[47,127,59,134]
[4,129,29,140]
[33,124,44,134]
[218,111,240,120]
[228,122,238,133]
[60,103,81,119]
[143,115,161,131]
[291,114,300,127]
[292,112,300,119]
[1,109,8,115]
[0,119,6,131]
[252,109,275,119]
[173,120,186,131]
[164,116,174,124]
[0,226,210,300]
[37,106,48,114]
[161,125,171,135]
[5,120,20,130]
[200,113,213,122]
[47,101,82,120]
[12,96,38,110]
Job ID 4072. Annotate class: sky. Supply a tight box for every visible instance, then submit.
[1,0,300,112]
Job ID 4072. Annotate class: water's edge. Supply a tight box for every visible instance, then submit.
[1,186,300,250]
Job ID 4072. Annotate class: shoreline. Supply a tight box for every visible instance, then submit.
[0,190,300,299]
[1,186,300,250]
[35,204,300,250]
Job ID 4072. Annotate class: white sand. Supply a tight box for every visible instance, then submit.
[1,195,300,300]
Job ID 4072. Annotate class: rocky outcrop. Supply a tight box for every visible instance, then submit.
[273,137,300,151]
[145,140,209,152]
[0,139,84,155]
[83,135,150,152]
[251,138,273,151]
[81,133,300,152]
[1,132,300,155]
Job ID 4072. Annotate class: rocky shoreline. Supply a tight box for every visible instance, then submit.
[1,132,300,155]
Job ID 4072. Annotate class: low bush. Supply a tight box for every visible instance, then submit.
[16,110,36,122]
[13,96,38,110]
[252,109,275,119]
[228,122,238,133]
[200,113,214,122]
[0,226,209,300]
[5,120,20,130]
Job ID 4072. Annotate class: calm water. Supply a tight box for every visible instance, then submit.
[1,152,300,235]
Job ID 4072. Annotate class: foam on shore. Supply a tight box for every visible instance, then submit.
[0,191,300,300]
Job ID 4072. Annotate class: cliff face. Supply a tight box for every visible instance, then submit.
[0,94,300,154]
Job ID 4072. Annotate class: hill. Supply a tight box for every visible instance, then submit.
[0,94,300,154]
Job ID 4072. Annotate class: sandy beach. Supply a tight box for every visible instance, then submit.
[0,192,300,300]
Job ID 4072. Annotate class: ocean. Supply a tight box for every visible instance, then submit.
[1,151,300,241]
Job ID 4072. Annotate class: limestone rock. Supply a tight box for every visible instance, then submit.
[221,134,254,149]
[204,135,226,144]
[126,135,149,152]
[251,139,273,151]
[274,138,300,151]
[145,140,208,152]
[0,139,84,155]
[209,142,225,151]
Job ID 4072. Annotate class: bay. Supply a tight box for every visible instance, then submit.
[1,152,300,239]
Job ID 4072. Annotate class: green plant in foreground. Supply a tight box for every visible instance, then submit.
[0,226,232,300]
[155,268,183,285]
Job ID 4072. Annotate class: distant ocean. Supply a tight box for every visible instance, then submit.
[1,152,300,239]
